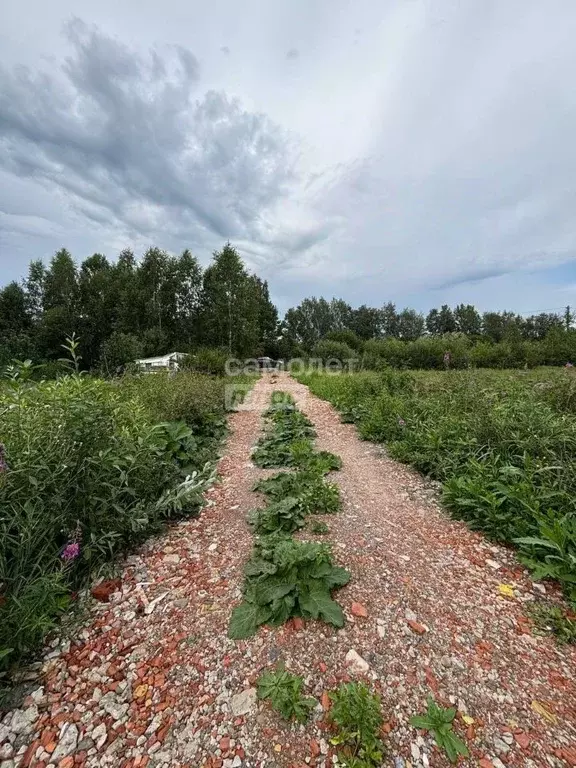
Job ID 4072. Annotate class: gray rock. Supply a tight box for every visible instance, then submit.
[344,649,369,675]
[410,742,420,762]
[494,737,511,754]
[230,688,257,717]
[92,722,108,749]
[232,757,242,767]
[78,737,95,751]
[100,692,129,721]
[0,743,14,760]
[52,722,79,762]
[163,554,180,564]
[9,705,38,735]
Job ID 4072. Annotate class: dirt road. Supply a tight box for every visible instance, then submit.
[5,373,575,768]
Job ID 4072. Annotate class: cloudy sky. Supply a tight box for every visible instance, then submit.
[1,0,576,315]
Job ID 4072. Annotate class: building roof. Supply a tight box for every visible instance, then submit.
[135,352,185,365]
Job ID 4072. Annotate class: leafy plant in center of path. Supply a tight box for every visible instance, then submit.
[247,497,307,534]
[228,532,350,639]
[254,470,341,514]
[257,664,316,722]
[410,697,469,764]
[329,682,385,767]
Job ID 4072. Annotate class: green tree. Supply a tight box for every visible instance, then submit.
[78,254,114,367]
[111,249,141,336]
[175,249,203,348]
[454,304,482,336]
[284,297,334,350]
[0,282,31,336]
[24,260,46,322]
[397,308,424,340]
[380,302,399,337]
[39,249,79,359]
[252,277,278,355]
[350,305,381,339]
[199,243,260,356]
[44,248,78,313]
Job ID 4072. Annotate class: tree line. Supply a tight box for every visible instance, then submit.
[281,297,572,351]
[0,244,277,371]
[0,243,574,371]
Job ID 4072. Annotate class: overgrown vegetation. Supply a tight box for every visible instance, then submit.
[281,296,576,368]
[410,697,469,764]
[329,682,385,768]
[229,392,348,639]
[257,664,316,722]
[229,532,350,638]
[254,470,341,514]
[0,343,244,669]
[298,368,576,605]
[528,602,576,644]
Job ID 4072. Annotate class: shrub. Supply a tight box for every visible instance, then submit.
[0,365,226,668]
[99,332,143,375]
[181,347,229,376]
[312,339,357,368]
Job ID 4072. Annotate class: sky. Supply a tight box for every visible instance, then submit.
[1,0,576,316]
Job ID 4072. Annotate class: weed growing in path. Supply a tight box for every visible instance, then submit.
[257,664,316,722]
[229,533,350,638]
[410,697,469,764]
[329,682,385,767]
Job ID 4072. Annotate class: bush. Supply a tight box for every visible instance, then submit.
[298,369,576,605]
[312,340,357,368]
[0,366,228,668]
[99,332,143,375]
[181,347,229,376]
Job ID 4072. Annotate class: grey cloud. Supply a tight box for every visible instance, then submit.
[0,19,301,255]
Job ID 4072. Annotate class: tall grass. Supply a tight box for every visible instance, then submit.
[297,368,576,605]
[0,360,253,668]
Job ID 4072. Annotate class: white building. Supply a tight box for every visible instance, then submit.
[135,352,186,372]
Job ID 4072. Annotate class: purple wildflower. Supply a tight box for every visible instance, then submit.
[398,417,406,427]
[61,542,80,561]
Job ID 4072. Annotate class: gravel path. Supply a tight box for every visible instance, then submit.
[3,373,575,768]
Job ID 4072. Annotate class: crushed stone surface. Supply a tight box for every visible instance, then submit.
[3,373,575,768]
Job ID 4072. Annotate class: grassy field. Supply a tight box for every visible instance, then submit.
[296,367,576,607]
[0,360,255,669]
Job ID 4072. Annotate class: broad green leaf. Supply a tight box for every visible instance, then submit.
[229,602,271,639]
[299,585,345,627]
[252,579,295,606]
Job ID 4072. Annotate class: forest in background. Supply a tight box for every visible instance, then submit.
[1,242,575,372]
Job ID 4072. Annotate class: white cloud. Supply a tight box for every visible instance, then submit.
[1,1,576,314]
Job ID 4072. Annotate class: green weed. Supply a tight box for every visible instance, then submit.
[410,697,469,764]
[257,664,316,722]
[329,682,385,768]
[229,533,350,639]
[528,602,576,644]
